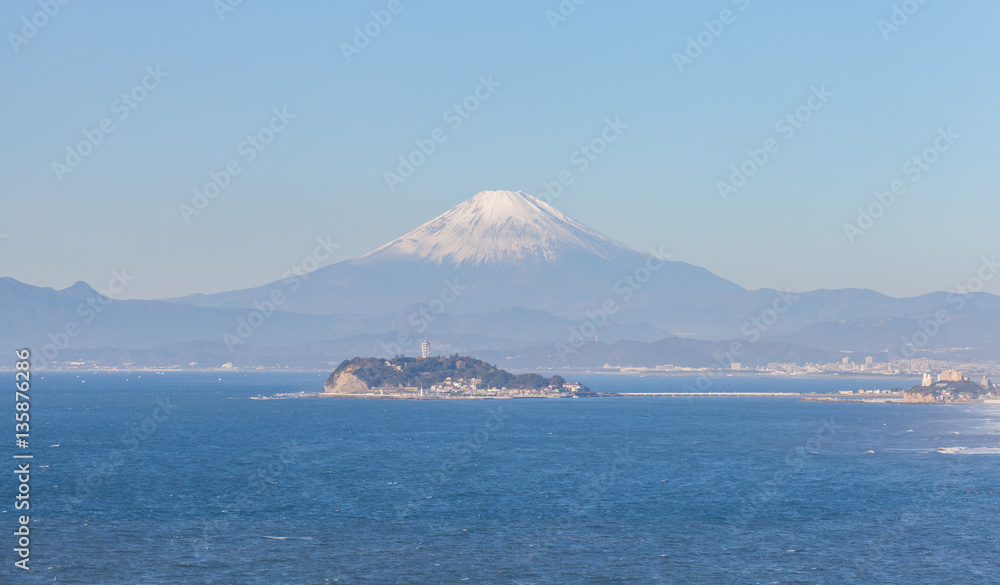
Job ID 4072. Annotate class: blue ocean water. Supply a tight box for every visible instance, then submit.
[3,372,999,584]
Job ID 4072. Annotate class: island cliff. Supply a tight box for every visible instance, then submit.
[326,371,372,394]
[324,355,586,398]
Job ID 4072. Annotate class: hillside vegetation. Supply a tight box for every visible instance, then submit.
[327,355,565,390]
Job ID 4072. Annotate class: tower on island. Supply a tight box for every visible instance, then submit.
[421,339,430,359]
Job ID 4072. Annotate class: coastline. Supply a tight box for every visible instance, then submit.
[10,367,931,380]
[257,391,998,405]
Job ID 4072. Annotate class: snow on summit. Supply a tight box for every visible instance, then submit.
[355,190,638,266]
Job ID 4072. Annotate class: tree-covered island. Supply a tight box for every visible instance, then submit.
[324,355,593,398]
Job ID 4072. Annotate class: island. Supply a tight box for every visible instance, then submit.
[301,361,1000,404]
[324,355,595,399]
[902,378,997,404]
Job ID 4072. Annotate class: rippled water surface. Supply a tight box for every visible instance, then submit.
[3,372,998,584]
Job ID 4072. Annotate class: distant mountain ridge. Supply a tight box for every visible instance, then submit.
[3,189,1000,368]
[170,190,747,322]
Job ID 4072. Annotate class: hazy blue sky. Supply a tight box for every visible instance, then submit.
[2,0,998,299]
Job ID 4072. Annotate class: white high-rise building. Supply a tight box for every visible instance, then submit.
[421,339,430,358]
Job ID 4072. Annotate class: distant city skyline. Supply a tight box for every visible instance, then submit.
[2,0,998,300]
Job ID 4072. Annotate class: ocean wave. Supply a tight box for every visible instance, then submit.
[936,447,1000,455]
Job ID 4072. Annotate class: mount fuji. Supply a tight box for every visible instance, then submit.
[174,190,747,334]
[4,189,1000,368]
[172,189,1000,347]
[355,189,643,266]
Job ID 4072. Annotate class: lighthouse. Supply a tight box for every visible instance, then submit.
[421,339,430,359]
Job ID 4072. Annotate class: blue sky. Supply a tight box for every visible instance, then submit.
[2,0,998,299]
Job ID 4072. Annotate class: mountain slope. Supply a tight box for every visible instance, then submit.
[0,278,397,360]
[355,190,641,266]
[167,189,1000,345]
[6,188,1000,367]
[172,190,747,322]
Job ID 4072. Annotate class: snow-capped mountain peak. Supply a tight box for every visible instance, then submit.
[354,190,639,266]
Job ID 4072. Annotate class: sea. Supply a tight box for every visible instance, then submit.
[3,371,999,585]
